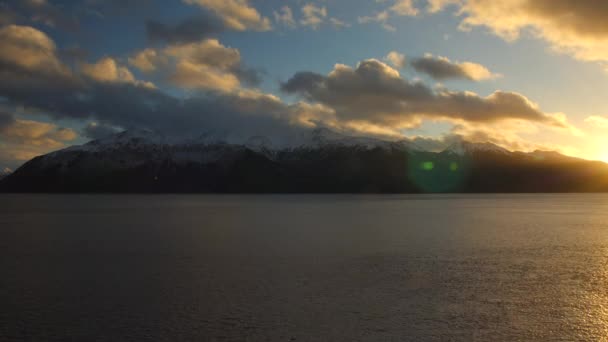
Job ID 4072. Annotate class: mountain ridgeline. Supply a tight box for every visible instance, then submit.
[2,129,608,193]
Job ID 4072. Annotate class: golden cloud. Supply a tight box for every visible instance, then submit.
[129,39,247,92]
[183,0,271,31]
[0,117,78,164]
[0,24,69,76]
[434,0,608,64]
[81,57,155,88]
[385,51,407,69]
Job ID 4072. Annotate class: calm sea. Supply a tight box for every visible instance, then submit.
[1,194,607,341]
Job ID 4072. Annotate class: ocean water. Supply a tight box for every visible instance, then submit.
[1,194,607,341]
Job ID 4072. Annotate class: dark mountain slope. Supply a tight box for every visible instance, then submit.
[2,130,608,193]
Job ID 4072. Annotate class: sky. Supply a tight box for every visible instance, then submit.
[1,0,608,171]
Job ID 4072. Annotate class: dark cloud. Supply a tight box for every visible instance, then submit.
[410,54,498,81]
[0,111,15,130]
[60,46,90,62]
[281,72,326,93]
[411,56,471,80]
[0,26,300,140]
[146,15,224,44]
[282,59,566,128]
[529,1,608,35]
[232,65,264,87]
[1,67,297,138]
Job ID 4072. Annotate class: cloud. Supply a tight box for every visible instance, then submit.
[231,65,264,87]
[274,5,348,31]
[130,38,260,92]
[0,24,78,105]
[329,18,350,29]
[0,111,15,130]
[448,120,577,154]
[0,24,582,167]
[153,39,241,73]
[5,120,77,142]
[407,119,575,155]
[274,6,296,29]
[281,59,570,132]
[585,115,608,128]
[171,62,241,92]
[183,0,271,32]
[426,0,461,13]
[300,3,327,29]
[411,54,501,81]
[128,48,164,73]
[390,0,419,16]
[358,11,395,32]
[145,15,224,44]
[280,72,326,94]
[358,0,419,31]
[60,46,90,62]
[0,24,69,76]
[0,25,307,149]
[0,114,78,168]
[385,51,406,68]
[433,0,608,64]
[81,57,154,88]
[0,25,318,167]
[2,72,303,142]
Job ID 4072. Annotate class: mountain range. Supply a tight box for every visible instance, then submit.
[2,128,607,193]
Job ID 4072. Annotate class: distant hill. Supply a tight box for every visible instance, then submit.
[1,129,608,193]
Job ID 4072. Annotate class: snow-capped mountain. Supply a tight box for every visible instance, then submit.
[27,127,418,176]
[60,127,415,157]
[2,127,605,193]
[442,141,510,156]
[63,129,221,153]
[295,127,390,149]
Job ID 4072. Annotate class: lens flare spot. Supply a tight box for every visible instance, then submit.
[421,162,434,171]
[450,162,459,171]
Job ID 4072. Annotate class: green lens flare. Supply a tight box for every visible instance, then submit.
[421,161,434,171]
[407,154,472,193]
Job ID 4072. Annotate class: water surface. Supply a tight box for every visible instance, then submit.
[1,194,607,341]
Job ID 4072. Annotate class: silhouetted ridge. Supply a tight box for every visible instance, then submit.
[1,129,607,193]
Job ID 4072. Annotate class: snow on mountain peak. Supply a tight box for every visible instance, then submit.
[60,127,517,157]
[295,127,388,149]
[443,141,509,156]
